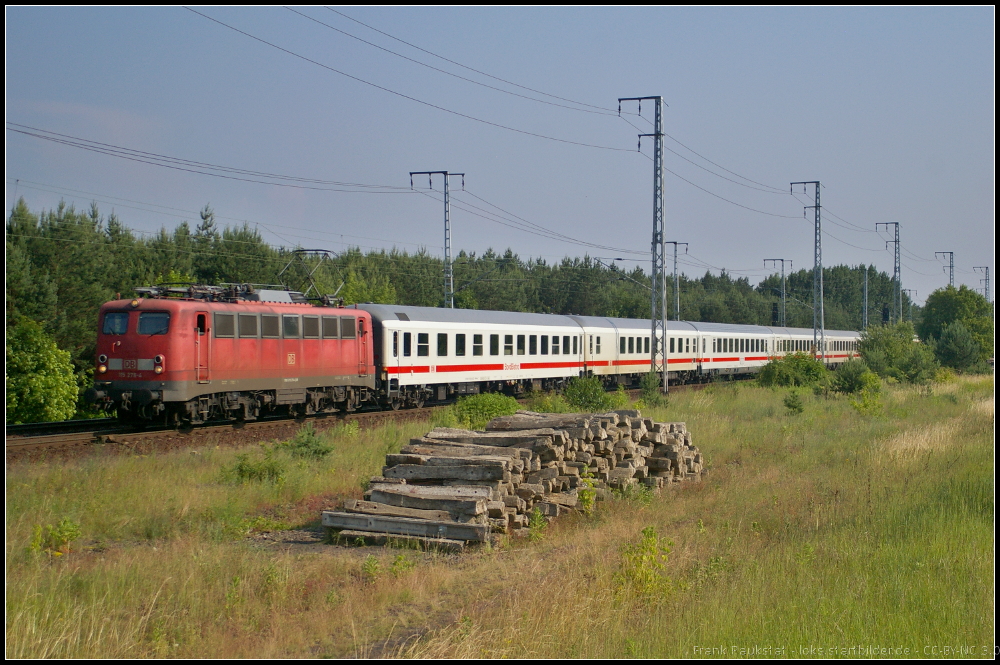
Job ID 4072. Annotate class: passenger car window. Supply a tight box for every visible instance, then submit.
[437,333,448,356]
[455,333,466,356]
[490,334,499,356]
[517,335,525,355]
[102,312,129,335]
[473,334,483,356]
[504,335,513,356]
[417,333,429,357]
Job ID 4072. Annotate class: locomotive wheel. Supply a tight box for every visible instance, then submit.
[389,398,402,411]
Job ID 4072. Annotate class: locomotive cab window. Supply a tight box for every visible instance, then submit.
[322,316,340,339]
[214,313,235,338]
[102,312,129,335]
[302,316,320,339]
[197,314,207,336]
[138,312,170,336]
[282,315,299,338]
[340,317,356,339]
[239,314,258,338]
[261,315,280,338]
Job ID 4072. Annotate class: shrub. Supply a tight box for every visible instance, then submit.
[5,317,78,424]
[453,393,521,430]
[783,390,804,415]
[859,321,938,384]
[832,359,871,394]
[639,372,667,408]
[28,518,82,556]
[280,423,333,459]
[848,371,883,416]
[227,450,286,484]
[524,391,572,413]
[758,352,826,388]
[934,321,982,371]
[564,375,612,411]
[615,526,674,600]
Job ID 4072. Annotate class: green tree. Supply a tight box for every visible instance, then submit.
[917,285,993,362]
[6,317,79,423]
[934,321,981,371]
[859,321,937,384]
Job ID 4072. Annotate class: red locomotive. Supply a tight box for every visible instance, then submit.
[85,285,375,424]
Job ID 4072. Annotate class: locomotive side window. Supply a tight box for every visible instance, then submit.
[138,312,170,335]
[489,334,499,356]
[541,335,549,355]
[261,315,280,338]
[239,314,258,338]
[341,317,356,339]
[473,334,483,356]
[302,316,320,338]
[282,315,299,338]
[529,335,537,355]
[417,333,429,357]
[103,312,129,335]
[214,313,235,338]
[197,314,207,336]
[403,332,412,357]
[517,335,525,355]
[455,333,466,356]
[504,335,513,356]
[437,333,448,356]
[322,316,340,338]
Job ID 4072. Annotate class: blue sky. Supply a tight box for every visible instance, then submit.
[6,7,994,303]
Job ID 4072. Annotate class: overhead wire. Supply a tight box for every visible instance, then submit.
[286,7,617,116]
[183,7,633,153]
[323,6,623,115]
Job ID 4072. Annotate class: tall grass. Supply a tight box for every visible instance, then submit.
[6,377,994,657]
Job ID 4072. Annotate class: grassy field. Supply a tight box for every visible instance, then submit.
[6,376,994,658]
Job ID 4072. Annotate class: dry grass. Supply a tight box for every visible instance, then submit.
[6,375,995,658]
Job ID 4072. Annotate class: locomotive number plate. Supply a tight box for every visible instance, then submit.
[123,359,137,370]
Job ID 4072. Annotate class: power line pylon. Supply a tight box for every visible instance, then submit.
[792,181,824,362]
[665,241,688,321]
[410,171,465,308]
[974,266,990,302]
[877,222,901,323]
[764,259,792,327]
[935,251,954,287]
[619,95,667,392]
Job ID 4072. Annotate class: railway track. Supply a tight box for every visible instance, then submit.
[6,384,709,461]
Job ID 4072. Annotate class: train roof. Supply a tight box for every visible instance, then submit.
[355,304,580,328]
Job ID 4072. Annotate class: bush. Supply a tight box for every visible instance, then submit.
[279,423,334,459]
[832,359,871,394]
[934,321,982,371]
[859,321,938,384]
[783,391,804,415]
[848,371,883,416]
[758,352,826,388]
[564,376,632,412]
[524,391,572,413]
[5,317,79,424]
[640,372,667,408]
[615,526,674,600]
[453,393,521,430]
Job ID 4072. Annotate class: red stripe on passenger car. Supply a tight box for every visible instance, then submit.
[435,363,506,372]
[520,361,584,369]
[386,366,431,374]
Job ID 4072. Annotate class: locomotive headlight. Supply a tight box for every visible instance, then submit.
[98,354,108,363]
[154,355,164,364]
[154,366,163,374]
[131,299,140,308]
[98,364,108,374]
